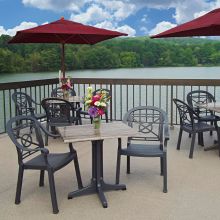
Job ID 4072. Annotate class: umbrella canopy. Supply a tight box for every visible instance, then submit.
[9,17,127,76]
[151,8,220,38]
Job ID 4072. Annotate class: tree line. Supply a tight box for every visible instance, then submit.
[1,34,220,73]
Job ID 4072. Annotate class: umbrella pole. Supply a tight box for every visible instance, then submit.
[61,43,65,78]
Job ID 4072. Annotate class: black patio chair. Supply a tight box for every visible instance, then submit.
[51,87,76,97]
[173,98,216,158]
[12,91,46,120]
[187,90,220,145]
[51,87,92,123]
[116,106,169,193]
[41,97,82,146]
[6,115,83,214]
[92,88,111,122]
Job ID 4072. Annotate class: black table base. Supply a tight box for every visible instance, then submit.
[68,140,126,208]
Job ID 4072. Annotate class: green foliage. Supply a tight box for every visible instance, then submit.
[1,35,220,73]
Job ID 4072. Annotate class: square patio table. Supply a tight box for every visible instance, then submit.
[198,102,220,113]
[196,102,220,153]
[57,122,139,208]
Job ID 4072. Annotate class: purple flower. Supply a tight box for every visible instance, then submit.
[88,107,98,117]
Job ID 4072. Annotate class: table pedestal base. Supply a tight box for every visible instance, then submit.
[68,139,126,208]
[68,179,126,208]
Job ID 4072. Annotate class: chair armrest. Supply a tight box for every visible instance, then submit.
[31,99,41,106]
[20,106,35,112]
[163,113,169,147]
[39,124,60,138]
[20,145,49,154]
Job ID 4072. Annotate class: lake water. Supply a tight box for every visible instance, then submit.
[1,66,220,83]
[1,67,220,133]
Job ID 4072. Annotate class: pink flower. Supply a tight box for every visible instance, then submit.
[98,108,105,116]
[92,95,101,102]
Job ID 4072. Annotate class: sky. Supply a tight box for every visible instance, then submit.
[0,0,220,37]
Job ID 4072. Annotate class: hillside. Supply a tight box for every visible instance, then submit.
[1,35,220,73]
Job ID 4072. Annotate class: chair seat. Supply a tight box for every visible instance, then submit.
[34,113,46,120]
[120,144,164,157]
[182,122,215,133]
[24,152,74,171]
[49,117,78,127]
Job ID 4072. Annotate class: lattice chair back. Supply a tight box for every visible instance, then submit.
[187,90,215,116]
[41,97,75,125]
[7,115,47,164]
[51,87,76,97]
[123,106,167,144]
[12,91,35,116]
[173,98,199,128]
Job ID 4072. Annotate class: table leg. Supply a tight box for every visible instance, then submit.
[204,122,220,156]
[68,140,126,208]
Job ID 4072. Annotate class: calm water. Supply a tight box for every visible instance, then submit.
[1,67,220,133]
[1,66,220,83]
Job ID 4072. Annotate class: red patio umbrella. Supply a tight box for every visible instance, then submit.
[9,17,127,77]
[151,8,220,38]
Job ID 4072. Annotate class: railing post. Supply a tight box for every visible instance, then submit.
[170,85,174,129]
[110,84,113,121]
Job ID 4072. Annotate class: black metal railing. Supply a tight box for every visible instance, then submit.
[1,78,220,133]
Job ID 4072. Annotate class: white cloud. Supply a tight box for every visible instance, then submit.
[22,0,82,12]
[0,26,7,36]
[95,21,136,37]
[95,21,115,30]
[17,0,220,37]
[116,25,136,37]
[149,21,176,35]
[141,15,148,23]
[70,4,110,24]
[0,22,38,36]
[140,26,148,34]
[112,2,136,21]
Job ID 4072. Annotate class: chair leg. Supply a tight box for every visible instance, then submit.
[45,123,49,146]
[189,133,196,159]
[48,169,59,214]
[160,157,163,176]
[39,170,45,187]
[177,128,183,150]
[210,121,213,136]
[126,156,130,174]
[214,122,220,157]
[163,153,167,193]
[199,132,204,146]
[105,111,108,123]
[78,116,82,125]
[15,166,24,204]
[73,153,83,189]
[116,138,121,184]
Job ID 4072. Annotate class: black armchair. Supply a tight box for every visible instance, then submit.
[116,106,169,193]
[51,87,76,97]
[51,87,92,123]
[6,115,83,214]
[187,90,220,145]
[12,91,46,120]
[41,97,82,145]
[173,98,216,158]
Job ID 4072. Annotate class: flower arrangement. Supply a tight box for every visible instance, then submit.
[60,77,72,91]
[84,87,110,128]
[59,71,72,98]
